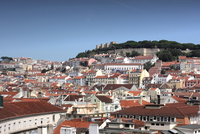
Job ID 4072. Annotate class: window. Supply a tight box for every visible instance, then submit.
[164,117,168,122]
[29,120,31,126]
[171,117,175,122]
[13,122,16,129]
[8,124,10,130]
[157,117,160,121]
[4,125,6,132]
[0,126,1,133]
[41,118,43,124]
[143,116,147,121]
[149,116,153,121]
[35,119,37,125]
[156,123,159,126]
[24,121,26,127]
[18,122,21,128]
[161,124,164,126]
[125,124,129,127]
[47,117,49,123]
[151,123,155,125]
[53,115,55,122]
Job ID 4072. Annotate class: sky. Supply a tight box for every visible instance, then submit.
[0,0,200,62]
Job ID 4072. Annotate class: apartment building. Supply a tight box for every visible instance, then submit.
[0,99,65,134]
[112,103,199,131]
[95,63,143,73]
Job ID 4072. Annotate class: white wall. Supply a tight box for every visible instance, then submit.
[0,113,62,134]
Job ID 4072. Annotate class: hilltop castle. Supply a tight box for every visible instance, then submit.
[96,41,117,50]
[95,41,160,56]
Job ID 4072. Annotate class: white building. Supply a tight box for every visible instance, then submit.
[48,76,68,85]
[152,74,172,84]
[132,55,158,65]
[95,63,143,73]
[0,99,65,134]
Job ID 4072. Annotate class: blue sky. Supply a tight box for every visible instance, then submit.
[0,0,200,62]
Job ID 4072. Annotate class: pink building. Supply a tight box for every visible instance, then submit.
[149,66,160,76]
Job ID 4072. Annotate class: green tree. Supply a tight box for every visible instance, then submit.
[161,69,165,74]
[41,69,47,73]
[144,61,154,71]
[61,68,66,73]
[51,63,54,70]
[120,51,124,56]
[156,50,173,62]
[1,56,13,61]
[131,50,140,57]
[76,52,87,58]
[126,52,131,57]
[191,50,200,57]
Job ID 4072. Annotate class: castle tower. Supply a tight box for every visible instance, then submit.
[96,45,100,49]
[101,44,105,49]
[110,41,117,47]
[105,43,109,48]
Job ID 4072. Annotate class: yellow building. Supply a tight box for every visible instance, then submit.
[129,69,149,87]
[167,77,185,89]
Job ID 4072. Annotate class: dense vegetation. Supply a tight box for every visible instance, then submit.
[0,56,13,63]
[112,40,200,50]
[76,40,200,61]
[156,49,200,62]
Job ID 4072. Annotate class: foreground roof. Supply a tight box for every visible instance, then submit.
[0,99,65,121]
[113,103,199,118]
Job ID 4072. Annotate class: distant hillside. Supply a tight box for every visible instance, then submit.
[76,40,200,61]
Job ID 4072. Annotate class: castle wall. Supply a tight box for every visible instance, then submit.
[107,48,160,56]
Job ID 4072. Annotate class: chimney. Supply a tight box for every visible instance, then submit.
[0,95,3,109]
[139,97,142,105]
[89,124,99,134]
[157,95,160,104]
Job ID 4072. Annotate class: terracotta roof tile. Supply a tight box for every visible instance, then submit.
[96,95,112,103]
[54,120,94,134]
[0,99,65,121]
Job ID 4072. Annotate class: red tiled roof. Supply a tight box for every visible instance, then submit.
[36,73,46,76]
[0,92,19,98]
[149,88,157,91]
[96,95,112,103]
[114,103,199,118]
[54,120,94,134]
[120,100,151,108]
[95,75,108,79]
[24,79,37,83]
[83,91,96,94]
[130,69,142,73]
[0,100,65,121]
[128,91,142,96]
[74,76,85,80]
[179,56,186,60]
[109,73,121,78]
[104,84,134,90]
[87,69,96,74]
[64,95,84,101]
[171,96,188,103]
